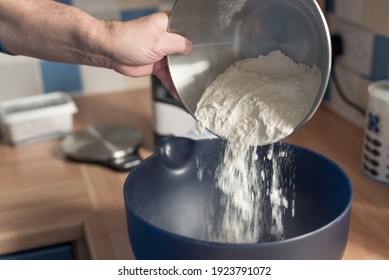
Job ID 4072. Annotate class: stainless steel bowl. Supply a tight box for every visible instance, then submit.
[167,0,331,137]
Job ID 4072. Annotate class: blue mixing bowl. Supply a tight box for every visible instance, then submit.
[124,137,352,259]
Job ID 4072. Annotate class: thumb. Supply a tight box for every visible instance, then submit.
[161,32,193,55]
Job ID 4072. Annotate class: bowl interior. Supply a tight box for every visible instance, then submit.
[124,138,352,244]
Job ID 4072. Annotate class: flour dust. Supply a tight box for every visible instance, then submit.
[214,0,247,34]
[194,50,322,243]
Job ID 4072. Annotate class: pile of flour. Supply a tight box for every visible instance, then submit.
[195,50,322,243]
[196,50,322,147]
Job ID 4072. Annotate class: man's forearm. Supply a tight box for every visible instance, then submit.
[0,0,110,67]
[0,0,192,79]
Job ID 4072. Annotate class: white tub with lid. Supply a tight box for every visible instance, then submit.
[0,92,78,145]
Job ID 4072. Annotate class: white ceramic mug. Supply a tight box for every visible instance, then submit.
[362,80,389,184]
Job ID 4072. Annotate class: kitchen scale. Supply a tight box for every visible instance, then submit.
[61,125,142,172]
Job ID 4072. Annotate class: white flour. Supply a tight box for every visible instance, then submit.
[214,0,247,33]
[195,50,322,243]
[196,50,322,146]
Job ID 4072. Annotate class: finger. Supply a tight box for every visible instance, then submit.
[161,32,193,55]
[157,10,171,18]
[115,64,154,78]
[153,61,179,99]
[153,57,168,74]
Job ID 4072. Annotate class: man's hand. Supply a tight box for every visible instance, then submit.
[106,12,192,78]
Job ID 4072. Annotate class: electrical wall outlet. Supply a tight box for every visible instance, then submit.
[325,64,367,128]
[331,17,374,77]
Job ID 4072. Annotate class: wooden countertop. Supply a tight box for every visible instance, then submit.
[0,89,388,260]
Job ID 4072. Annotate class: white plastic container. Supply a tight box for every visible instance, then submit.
[362,80,389,185]
[0,92,78,145]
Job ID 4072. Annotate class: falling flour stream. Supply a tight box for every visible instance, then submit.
[195,50,322,243]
